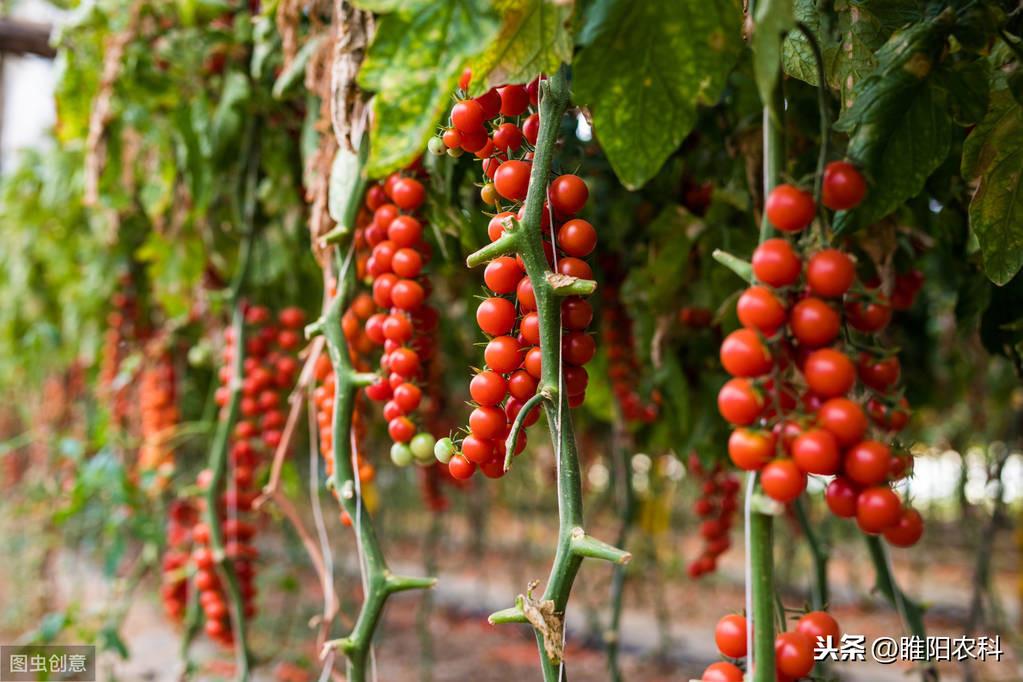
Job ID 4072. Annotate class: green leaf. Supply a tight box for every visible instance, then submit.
[328,145,368,229]
[210,70,251,157]
[962,89,1023,285]
[358,0,500,178]
[469,0,574,95]
[573,0,743,190]
[751,0,793,106]
[832,19,954,232]
[934,57,990,127]
[136,230,206,317]
[272,34,324,100]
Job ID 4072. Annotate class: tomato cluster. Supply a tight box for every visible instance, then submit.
[100,274,148,428]
[161,499,197,621]
[703,610,841,681]
[138,343,178,488]
[687,455,739,578]
[191,304,304,646]
[602,270,659,423]
[718,162,923,546]
[355,171,441,464]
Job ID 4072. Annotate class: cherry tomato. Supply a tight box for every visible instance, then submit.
[520,312,540,345]
[448,454,476,480]
[700,661,743,682]
[796,611,841,652]
[825,476,860,518]
[822,161,866,210]
[391,177,425,211]
[484,335,522,373]
[389,347,420,377]
[391,279,425,311]
[791,428,840,475]
[563,331,595,366]
[484,256,524,293]
[470,370,508,406]
[451,99,484,132]
[807,249,855,298]
[816,397,867,447]
[867,396,910,431]
[498,85,529,116]
[388,416,415,443]
[728,428,776,471]
[522,113,540,145]
[717,378,764,426]
[469,406,508,439]
[508,370,538,401]
[524,346,543,378]
[775,631,815,678]
[556,257,593,280]
[475,88,501,119]
[856,486,902,534]
[516,277,536,311]
[494,160,532,201]
[858,354,900,391]
[761,458,807,502]
[714,614,748,658]
[737,285,786,334]
[789,298,840,348]
[492,122,523,152]
[803,348,855,398]
[549,174,588,215]
[388,215,423,247]
[392,248,423,278]
[393,383,422,412]
[752,238,802,287]
[556,219,597,257]
[720,329,772,377]
[843,440,892,486]
[476,297,517,336]
[883,507,924,547]
[765,184,815,232]
[846,294,892,332]
[561,297,593,330]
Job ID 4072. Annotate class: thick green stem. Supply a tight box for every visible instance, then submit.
[605,419,635,682]
[793,497,829,609]
[865,535,936,681]
[199,127,260,680]
[474,65,627,681]
[319,249,435,681]
[749,508,775,682]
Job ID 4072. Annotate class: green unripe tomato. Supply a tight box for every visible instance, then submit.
[428,137,446,156]
[446,147,463,158]
[434,437,455,464]
[390,442,413,467]
[410,433,436,461]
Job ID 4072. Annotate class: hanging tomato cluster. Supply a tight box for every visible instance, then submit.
[602,264,659,423]
[426,75,597,480]
[687,455,739,578]
[357,171,441,465]
[160,499,197,621]
[718,161,923,547]
[100,273,148,427]
[190,304,304,647]
[138,341,178,488]
[702,609,841,681]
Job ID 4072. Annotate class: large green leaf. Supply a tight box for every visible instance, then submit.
[831,19,954,232]
[962,89,1023,285]
[469,0,574,95]
[573,0,743,190]
[783,0,925,110]
[358,0,499,177]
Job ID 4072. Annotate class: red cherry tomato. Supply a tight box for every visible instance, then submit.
[807,249,855,298]
[761,459,807,502]
[494,160,532,201]
[556,219,597,257]
[720,329,772,377]
[752,238,802,287]
[714,614,748,658]
[791,428,840,475]
[484,335,522,373]
[846,293,892,332]
[701,661,743,682]
[858,354,900,391]
[448,454,476,480]
[844,440,892,486]
[737,285,787,334]
[803,348,855,398]
[718,378,764,426]
[451,99,484,132]
[822,161,867,210]
[825,476,860,517]
[727,428,776,471]
[484,256,524,294]
[391,177,425,211]
[775,631,815,678]
[789,298,841,348]
[797,611,841,652]
[549,174,588,215]
[816,397,867,447]
[883,507,924,547]
[498,85,529,116]
[476,297,517,336]
[765,184,815,232]
[856,486,902,534]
